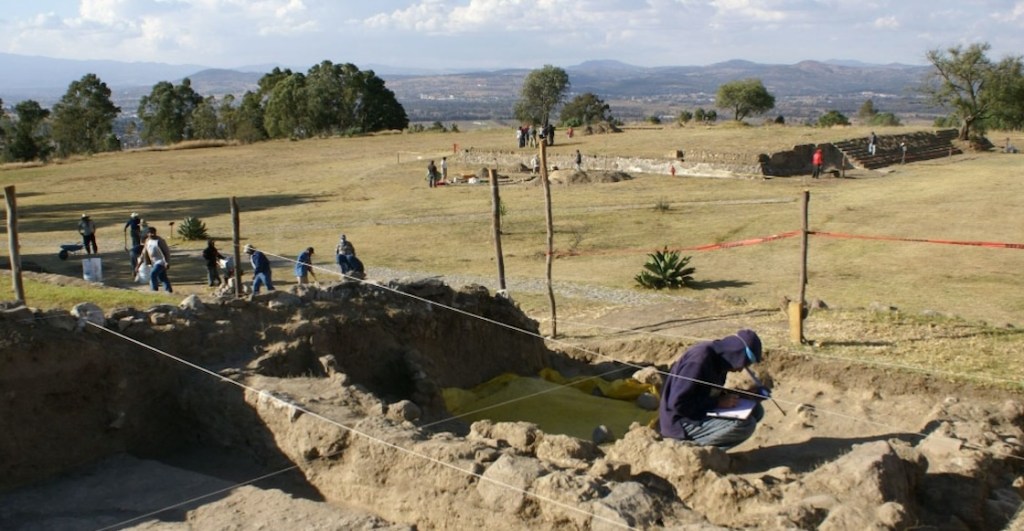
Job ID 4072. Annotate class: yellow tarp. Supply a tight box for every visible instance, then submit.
[442,370,659,441]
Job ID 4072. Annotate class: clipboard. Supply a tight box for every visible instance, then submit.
[706,397,759,420]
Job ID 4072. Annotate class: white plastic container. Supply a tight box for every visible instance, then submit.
[82,257,103,283]
[136,263,151,283]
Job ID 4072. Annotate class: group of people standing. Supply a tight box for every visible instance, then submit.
[516,124,556,149]
[426,157,448,187]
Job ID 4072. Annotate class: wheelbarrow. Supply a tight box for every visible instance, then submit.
[58,243,84,260]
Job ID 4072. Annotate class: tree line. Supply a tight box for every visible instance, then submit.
[517,42,1023,140]
[0,60,409,163]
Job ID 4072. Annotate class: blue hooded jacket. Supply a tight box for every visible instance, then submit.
[658,329,762,439]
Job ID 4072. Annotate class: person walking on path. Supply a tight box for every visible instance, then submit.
[78,214,98,254]
[136,227,172,292]
[811,147,824,178]
[659,329,767,450]
[244,244,275,296]
[867,132,878,156]
[202,239,225,287]
[123,212,142,248]
[574,149,583,171]
[440,157,448,184]
[295,246,318,285]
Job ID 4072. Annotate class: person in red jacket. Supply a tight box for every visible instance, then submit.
[811,147,824,178]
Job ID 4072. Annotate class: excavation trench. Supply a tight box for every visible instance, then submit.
[1,278,1023,530]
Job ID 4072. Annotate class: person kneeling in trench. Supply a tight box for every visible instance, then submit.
[659,329,766,450]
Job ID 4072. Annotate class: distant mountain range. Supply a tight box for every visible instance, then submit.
[0,53,936,122]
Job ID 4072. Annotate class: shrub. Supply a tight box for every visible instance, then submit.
[634,247,695,290]
[177,216,209,241]
[818,110,851,127]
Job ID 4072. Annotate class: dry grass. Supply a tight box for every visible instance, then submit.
[2,124,1023,388]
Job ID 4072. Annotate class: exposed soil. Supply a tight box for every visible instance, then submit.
[1,275,1022,530]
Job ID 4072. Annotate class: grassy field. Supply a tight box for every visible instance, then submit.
[2,124,1021,324]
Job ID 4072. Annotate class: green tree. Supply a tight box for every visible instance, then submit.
[559,92,612,127]
[817,110,851,127]
[4,100,52,162]
[137,78,203,145]
[868,112,901,127]
[716,78,775,121]
[678,110,693,124]
[264,72,310,138]
[514,65,570,126]
[924,43,1024,140]
[190,96,221,140]
[231,91,268,143]
[51,74,121,157]
[693,108,706,123]
[857,99,877,121]
[986,56,1024,131]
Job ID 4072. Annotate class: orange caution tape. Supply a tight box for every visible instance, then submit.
[811,231,1024,250]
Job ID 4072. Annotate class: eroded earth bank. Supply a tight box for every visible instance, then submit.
[1,278,1023,530]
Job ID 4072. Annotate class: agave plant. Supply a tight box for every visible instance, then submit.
[634,247,695,290]
[176,216,209,241]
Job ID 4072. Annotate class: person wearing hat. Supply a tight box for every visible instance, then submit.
[294,247,317,285]
[123,212,142,248]
[658,329,766,449]
[244,244,275,295]
[78,214,98,254]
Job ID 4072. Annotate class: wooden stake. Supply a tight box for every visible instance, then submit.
[4,186,25,303]
[489,168,506,291]
[540,139,557,338]
[792,190,809,344]
[231,197,242,298]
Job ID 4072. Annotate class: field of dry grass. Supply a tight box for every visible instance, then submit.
[4,124,1021,323]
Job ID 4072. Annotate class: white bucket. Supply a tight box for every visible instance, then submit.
[82,257,103,283]
[136,263,152,283]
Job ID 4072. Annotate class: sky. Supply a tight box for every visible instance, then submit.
[1,0,1022,71]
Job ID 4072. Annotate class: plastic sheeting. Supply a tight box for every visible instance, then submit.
[443,370,659,442]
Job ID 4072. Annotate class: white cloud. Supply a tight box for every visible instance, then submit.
[873,16,899,29]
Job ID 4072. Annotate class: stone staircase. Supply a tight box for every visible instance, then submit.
[832,129,962,170]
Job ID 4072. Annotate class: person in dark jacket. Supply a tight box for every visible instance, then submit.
[202,239,225,286]
[659,329,766,449]
[244,244,274,295]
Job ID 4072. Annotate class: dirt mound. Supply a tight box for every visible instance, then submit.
[2,279,1023,529]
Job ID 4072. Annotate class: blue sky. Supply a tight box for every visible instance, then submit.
[1,1,1022,70]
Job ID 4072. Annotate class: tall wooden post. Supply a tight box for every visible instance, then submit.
[231,197,242,298]
[489,168,507,291]
[4,186,25,304]
[791,190,810,344]
[540,140,557,338]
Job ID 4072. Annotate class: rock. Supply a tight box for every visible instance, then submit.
[267,292,303,309]
[117,316,133,331]
[386,400,421,422]
[1,305,33,323]
[635,392,659,411]
[604,427,729,498]
[534,434,598,468]
[476,454,543,513]
[479,421,540,453]
[319,354,340,376]
[631,366,662,387]
[591,481,660,531]
[149,312,172,325]
[71,302,104,329]
[179,294,205,312]
[587,458,631,482]
[592,425,613,444]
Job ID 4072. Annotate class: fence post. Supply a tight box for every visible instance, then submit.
[231,197,242,298]
[540,139,557,339]
[489,168,506,292]
[4,186,25,304]
[791,190,809,344]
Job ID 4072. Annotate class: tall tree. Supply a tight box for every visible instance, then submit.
[4,100,51,162]
[923,43,1023,140]
[137,78,203,145]
[264,72,310,139]
[986,56,1024,131]
[559,92,612,127]
[514,65,570,126]
[190,96,222,140]
[231,91,268,143]
[51,73,121,157]
[716,78,775,122]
